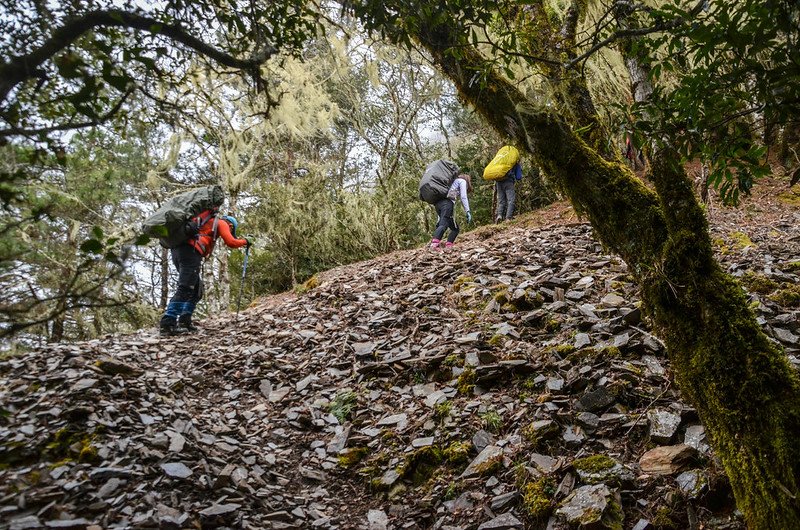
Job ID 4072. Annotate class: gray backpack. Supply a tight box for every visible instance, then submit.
[142,185,225,248]
[419,160,459,204]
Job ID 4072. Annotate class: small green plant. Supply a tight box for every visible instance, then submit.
[739,271,779,294]
[442,354,462,367]
[480,410,503,433]
[453,275,475,292]
[457,368,476,395]
[572,454,616,473]
[488,334,504,346]
[434,400,452,420]
[522,420,559,448]
[443,441,471,465]
[443,480,464,500]
[729,231,754,249]
[411,370,427,384]
[769,284,800,307]
[328,390,358,423]
[398,446,444,485]
[554,344,576,355]
[338,446,369,468]
[520,477,556,519]
[520,376,537,391]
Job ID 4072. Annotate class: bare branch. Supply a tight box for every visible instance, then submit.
[0,88,134,138]
[0,8,277,104]
[564,0,707,70]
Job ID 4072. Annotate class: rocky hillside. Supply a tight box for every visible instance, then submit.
[2,183,799,530]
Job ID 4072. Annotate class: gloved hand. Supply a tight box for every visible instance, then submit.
[466,211,473,224]
[243,236,253,248]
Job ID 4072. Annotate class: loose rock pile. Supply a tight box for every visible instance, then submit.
[1,201,798,530]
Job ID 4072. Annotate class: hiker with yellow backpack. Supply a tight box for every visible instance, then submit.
[483,145,522,223]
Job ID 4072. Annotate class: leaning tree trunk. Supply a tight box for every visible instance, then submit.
[408,15,800,528]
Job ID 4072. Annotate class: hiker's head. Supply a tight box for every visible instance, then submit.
[221,215,239,236]
[458,173,473,193]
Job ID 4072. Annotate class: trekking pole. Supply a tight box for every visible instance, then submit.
[236,246,250,317]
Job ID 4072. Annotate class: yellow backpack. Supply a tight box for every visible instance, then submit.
[483,145,520,181]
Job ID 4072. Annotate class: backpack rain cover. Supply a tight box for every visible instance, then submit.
[483,146,520,181]
[142,185,225,248]
[419,160,459,204]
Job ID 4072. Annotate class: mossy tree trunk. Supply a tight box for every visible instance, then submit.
[409,15,800,528]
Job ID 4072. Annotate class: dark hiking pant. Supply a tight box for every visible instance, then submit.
[433,198,459,243]
[496,177,516,220]
[160,243,203,328]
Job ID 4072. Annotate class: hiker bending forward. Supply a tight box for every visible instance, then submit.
[430,173,472,251]
[160,213,250,336]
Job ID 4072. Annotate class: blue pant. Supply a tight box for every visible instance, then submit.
[160,243,203,327]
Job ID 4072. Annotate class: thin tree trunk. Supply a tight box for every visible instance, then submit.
[49,316,64,343]
[160,247,169,309]
[614,0,653,169]
[519,0,612,159]
[408,16,800,527]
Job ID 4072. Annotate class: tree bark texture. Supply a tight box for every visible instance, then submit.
[409,15,800,528]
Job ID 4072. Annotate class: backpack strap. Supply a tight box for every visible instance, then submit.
[211,215,220,240]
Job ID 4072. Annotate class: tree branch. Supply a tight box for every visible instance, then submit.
[0,8,277,104]
[564,0,707,70]
[0,88,133,138]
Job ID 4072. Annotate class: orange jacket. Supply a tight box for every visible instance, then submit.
[189,211,248,257]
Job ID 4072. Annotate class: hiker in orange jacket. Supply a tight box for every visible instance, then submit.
[159,212,250,336]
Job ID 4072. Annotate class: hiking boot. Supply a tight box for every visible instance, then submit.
[429,239,443,252]
[159,317,188,337]
[178,315,198,333]
[495,216,503,224]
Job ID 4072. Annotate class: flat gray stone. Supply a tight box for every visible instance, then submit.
[530,453,559,474]
[367,509,389,530]
[557,484,620,526]
[684,424,710,453]
[9,516,42,530]
[461,445,503,478]
[71,378,97,391]
[45,520,90,529]
[161,462,192,479]
[412,436,434,448]
[199,504,240,517]
[377,413,407,426]
[472,429,496,452]
[575,387,615,412]
[379,468,400,487]
[676,469,707,498]
[648,409,681,444]
[573,333,592,349]
[601,293,626,308]
[327,425,351,454]
[477,512,523,530]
